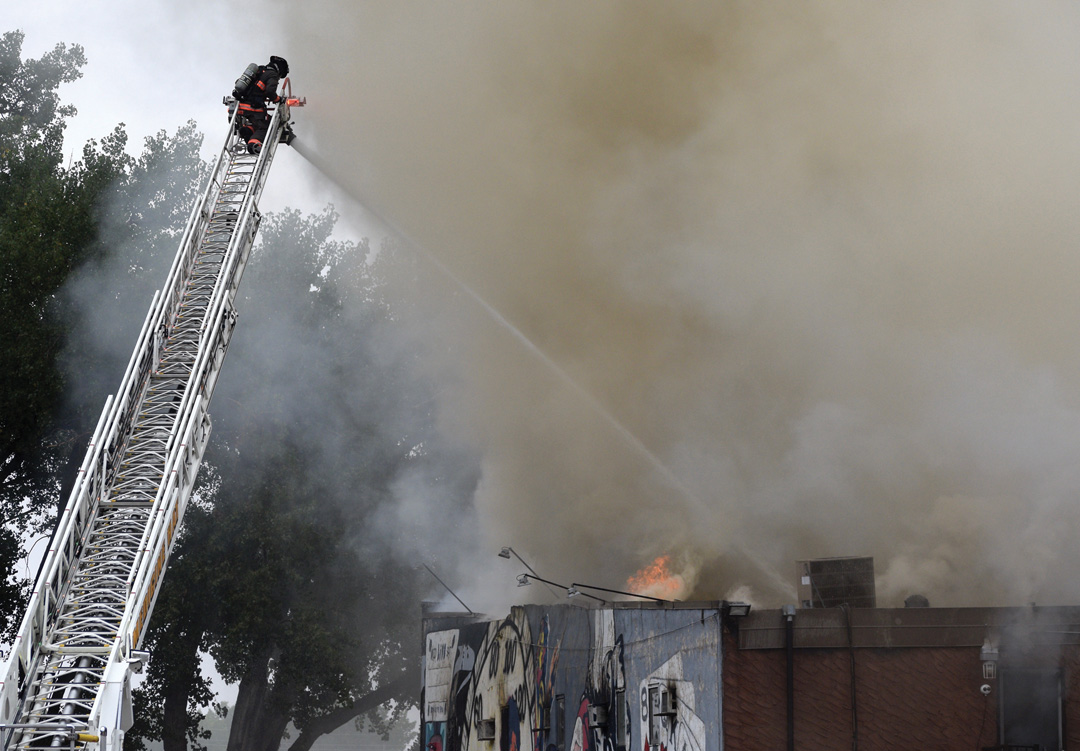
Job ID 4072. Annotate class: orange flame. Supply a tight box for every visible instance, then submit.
[626,554,685,599]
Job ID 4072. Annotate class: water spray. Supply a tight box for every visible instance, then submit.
[290,136,794,600]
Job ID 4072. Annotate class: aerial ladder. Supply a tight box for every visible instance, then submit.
[0,79,304,751]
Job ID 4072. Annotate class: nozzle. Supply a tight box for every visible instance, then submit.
[286,97,306,107]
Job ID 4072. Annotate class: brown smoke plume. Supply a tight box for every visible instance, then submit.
[275,1,1080,607]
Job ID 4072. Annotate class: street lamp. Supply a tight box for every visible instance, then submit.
[500,547,542,578]
[500,547,564,601]
[515,573,606,603]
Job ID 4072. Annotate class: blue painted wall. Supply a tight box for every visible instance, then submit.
[421,605,722,751]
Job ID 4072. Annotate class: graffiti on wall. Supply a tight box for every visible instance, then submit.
[533,615,561,751]
[638,655,704,751]
[423,607,710,751]
[423,611,562,751]
[569,610,628,751]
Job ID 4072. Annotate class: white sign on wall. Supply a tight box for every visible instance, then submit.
[424,630,460,722]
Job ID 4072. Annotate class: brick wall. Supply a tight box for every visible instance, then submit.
[723,629,998,750]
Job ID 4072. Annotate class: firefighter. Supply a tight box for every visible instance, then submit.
[237,56,289,155]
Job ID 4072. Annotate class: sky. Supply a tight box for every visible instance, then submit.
[12,1,1080,615]
[5,0,346,224]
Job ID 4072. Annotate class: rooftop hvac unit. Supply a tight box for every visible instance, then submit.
[797,557,876,608]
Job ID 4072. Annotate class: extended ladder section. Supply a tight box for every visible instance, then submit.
[0,88,300,751]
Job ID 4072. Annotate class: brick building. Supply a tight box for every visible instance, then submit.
[421,601,1080,751]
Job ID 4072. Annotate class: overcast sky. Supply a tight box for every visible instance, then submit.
[6,0,353,224]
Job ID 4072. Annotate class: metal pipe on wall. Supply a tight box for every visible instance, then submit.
[782,605,796,751]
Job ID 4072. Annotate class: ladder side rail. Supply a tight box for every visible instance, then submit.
[121,393,210,653]
[108,119,252,596]
[114,106,287,612]
[32,279,162,626]
[61,115,238,507]
[99,139,236,506]
[30,278,162,615]
[99,287,167,491]
[2,279,166,720]
[52,115,256,743]
[157,107,247,332]
[0,395,114,732]
[153,101,289,470]
[117,138,273,596]
[106,102,290,676]
[3,386,114,668]
[159,141,234,330]
[1,107,248,735]
[150,106,270,468]
[86,395,210,743]
[106,117,276,651]
[115,156,264,599]
[89,389,214,739]
[121,108,242,403]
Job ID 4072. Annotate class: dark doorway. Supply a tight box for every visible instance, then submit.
[1001,666,1060,750]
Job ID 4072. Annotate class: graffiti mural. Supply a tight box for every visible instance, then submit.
[453,610,563,751]
[638,655,705,751]
[422,605,719,751]
[533,615,561,751]
[569,698,591,751]
[576,610,628,751]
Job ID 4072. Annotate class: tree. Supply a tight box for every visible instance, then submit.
[0,27,208,640]
[0,29,127,638]
[128,208,479,751]
[0,30,477,748]
[0,29,93,538]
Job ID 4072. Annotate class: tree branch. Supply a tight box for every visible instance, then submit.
[285,673,415,751]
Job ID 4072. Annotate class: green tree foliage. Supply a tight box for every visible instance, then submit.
[128,209,478,751]
[0,28,206,639]
[0,29,125,638]
[0,30,95,539]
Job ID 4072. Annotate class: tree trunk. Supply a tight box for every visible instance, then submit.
[226,653,292,751]
[159,624,206,751]
[161,677,192,751]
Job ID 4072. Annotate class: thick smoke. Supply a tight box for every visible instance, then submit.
[275,1,1080,607]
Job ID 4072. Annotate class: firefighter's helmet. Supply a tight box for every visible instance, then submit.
[269,56,290,77]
